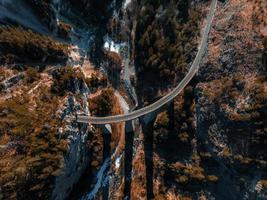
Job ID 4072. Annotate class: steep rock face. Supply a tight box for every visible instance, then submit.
[0,73,24,91]
[52,95,91,200]
[198,0,267,159]
[195,0,267,198]
[0,63,96,200]
[199,0,266,80]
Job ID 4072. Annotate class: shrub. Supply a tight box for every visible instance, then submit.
[155,111,169,128]
[104,50,123,68]
[207,175,219,182]
[183,165,205,182]
[177,175,189,183]
[57,22,72,40]
[51,66,85,96]
[25,67,40,84]
[260,180,267,188]
[85,72,107,90]
[179,132,189,142]
[89,88,115,116]
[154,194,166,200]
[222,148,232,157]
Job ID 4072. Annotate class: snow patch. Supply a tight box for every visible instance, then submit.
[68,45,82,66]
[103,36,127,54]
[123,0,132,9]
[115,92,130,114]
[115,154,122,169]
[104,40,121,54]
[105,124,112,134]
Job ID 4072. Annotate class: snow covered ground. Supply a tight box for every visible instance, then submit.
[103,36,127,54]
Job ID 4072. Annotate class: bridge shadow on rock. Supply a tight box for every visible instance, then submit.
[140,116,156,200]
[123,121,134,199]
[137,102,172,199]
[102,129,111,200]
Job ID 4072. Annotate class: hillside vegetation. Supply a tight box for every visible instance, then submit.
[135,0,201,86]
[0,27,69,65]
[0,88,67,199]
